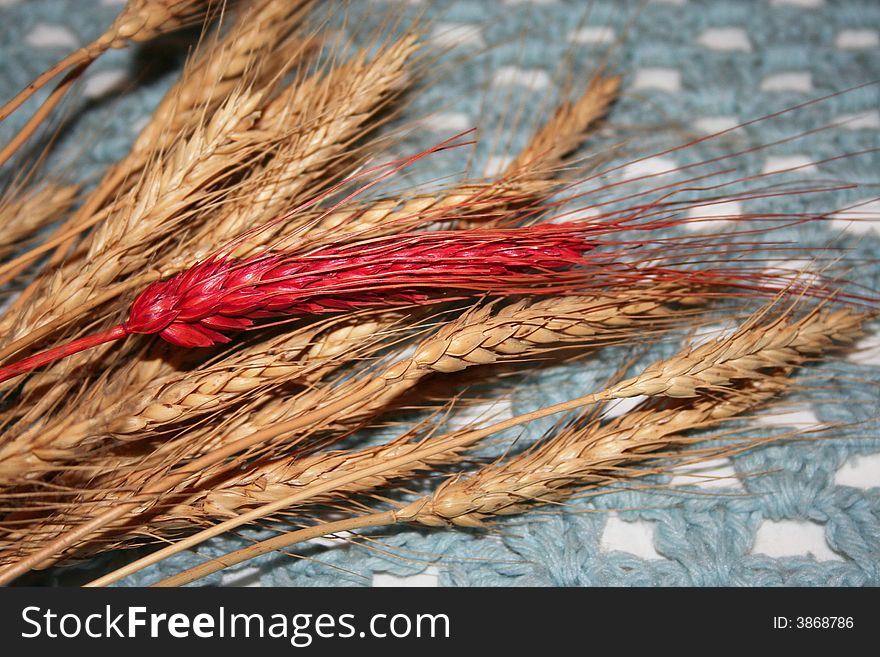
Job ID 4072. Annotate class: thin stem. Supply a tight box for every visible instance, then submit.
[0,272,156,365]
[0,324,128,385]
[144,510,397,588]
[0,47,93,123]
[0,61,94,168]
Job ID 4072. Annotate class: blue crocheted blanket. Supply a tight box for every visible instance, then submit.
[1,0,878,586]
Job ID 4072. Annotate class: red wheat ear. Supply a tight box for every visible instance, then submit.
[124,224,598,348]
[0,223,597,382]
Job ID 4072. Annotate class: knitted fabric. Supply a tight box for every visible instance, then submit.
[1,0,878,587]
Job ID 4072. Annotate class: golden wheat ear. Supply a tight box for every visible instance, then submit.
[141,303,867,587]
[52,301,861,587]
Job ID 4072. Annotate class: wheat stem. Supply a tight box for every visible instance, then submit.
[0,325,128,385]
[0,0,215,165]
[0,62,91,168]
[149,510,397,588]
[0,273,156,366]
[0,48,92,124]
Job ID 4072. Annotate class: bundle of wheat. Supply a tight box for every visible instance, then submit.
[0,0,876,588]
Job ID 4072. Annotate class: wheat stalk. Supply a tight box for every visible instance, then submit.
[0,0,217,167]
